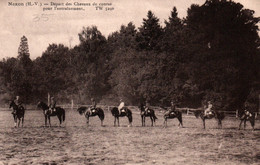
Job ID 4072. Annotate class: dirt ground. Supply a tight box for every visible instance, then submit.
[0,109,259,165]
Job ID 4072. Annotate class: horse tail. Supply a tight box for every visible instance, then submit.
[217,111,225,120]
[250,113,256,127]
[153,112,158,120]
[111,107,117,116]
[127,109,133,123]
[154,114,158,120]
[99,108,105,121]
[128,114,133,123]
[178,111,183,125]
[62,109,66,121]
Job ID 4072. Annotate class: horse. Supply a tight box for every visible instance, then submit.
[77,107,105,126]
[9,100,25,127]
[37,101,65,127]
[111,107,132,127]
[237,109,256,130]
[194,109,225,129]
[139,104,157,126]
[163,110,183,127]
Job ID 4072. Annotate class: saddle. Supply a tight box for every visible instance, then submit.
[205,111,215,117]
[244,110,252,119]
[45,108,56,115]
[170,111,176,115]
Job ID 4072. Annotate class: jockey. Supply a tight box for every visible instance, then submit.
[12,95,22,114]
[144,100,150,113]
[204,101,213,115]
[89,98,97,115]
[165,100,177,116]
[48,96,56,114]
[118,99,125,115]
[244,102,252,118]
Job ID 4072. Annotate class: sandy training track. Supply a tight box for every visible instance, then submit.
[0,110,259,165]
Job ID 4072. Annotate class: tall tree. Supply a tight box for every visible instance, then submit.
[181,0,259,109]
[11,36,33,103]
[76,26,109,102]
[136,11,163,52]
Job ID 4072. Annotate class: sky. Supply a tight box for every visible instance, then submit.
[0,0,259,59]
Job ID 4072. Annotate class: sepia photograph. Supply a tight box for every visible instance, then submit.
[0,0,259,164]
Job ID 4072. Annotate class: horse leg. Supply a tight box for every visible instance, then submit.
[203,119,206,129]
[22,117,24,127]
[164,118,167,127]
[218,119,222,129]
[45,115,47,127]
[238,120,243,130]
[117,117,120,127]
[150,116,153,127]
[58,116,62,127]
[178,116,183,128]
[250,119,255,131]
[18,119,21,127]
[244,120,246,130]
[86,116,89,126]
[48,116,51,127]
[114,117,116,127]
[141,116,143,126]
[14,116,17,128]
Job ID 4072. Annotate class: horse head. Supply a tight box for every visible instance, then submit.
[194,110,202,118]
[138,103,145,112]
[9,100,16,109]
[111,107,119,116]
[77,107,87,115]
[37,101,48,110]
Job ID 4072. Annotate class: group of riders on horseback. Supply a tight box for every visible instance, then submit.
[11,95,252,118]
[11,95,57,115]
[10,94,256,129]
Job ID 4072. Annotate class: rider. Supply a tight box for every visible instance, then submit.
[165,100,177,116]
[48,96,56,114]
[204,100,213,115]
[244,102,252,118]
[12,95,23,114]
[118,98,125,115]
[89,98,97,115]
[144,99,150,114]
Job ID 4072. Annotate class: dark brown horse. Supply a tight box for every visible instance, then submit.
[77,107,105,126]
[163,110,183,127]
[139,104,157,126]
[237,109,256,130]
[194,109,225,129]
[9,100,25,127]
[111,107,132,127]
[37,101,65,127]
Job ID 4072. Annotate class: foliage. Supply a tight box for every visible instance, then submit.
[0,0,259,110]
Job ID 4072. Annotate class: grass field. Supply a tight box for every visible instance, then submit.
[0,109,259,165]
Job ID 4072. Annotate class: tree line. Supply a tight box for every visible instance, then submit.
[0,0,259,111]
